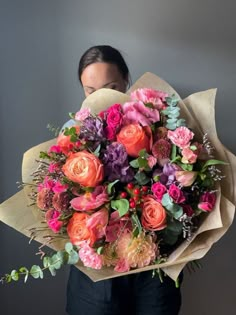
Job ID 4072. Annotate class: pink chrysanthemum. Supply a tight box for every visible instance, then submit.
[79,242,103,269]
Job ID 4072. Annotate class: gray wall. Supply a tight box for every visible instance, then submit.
[0,1,235,314]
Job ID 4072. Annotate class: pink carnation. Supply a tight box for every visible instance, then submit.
[79,242,102,269]
[123,101,160,126]
[167,127,194,149]
[45,209,63,233]
[114,259,130,272]
[131,88,168,110]
[52,181,68,193]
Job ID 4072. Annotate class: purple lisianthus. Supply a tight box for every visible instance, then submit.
[153,163,181,186]
[102,142,134,183]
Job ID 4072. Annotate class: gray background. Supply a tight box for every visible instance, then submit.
[0,0,235,314]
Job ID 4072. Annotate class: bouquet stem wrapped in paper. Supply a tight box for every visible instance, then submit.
[0,73,235,282]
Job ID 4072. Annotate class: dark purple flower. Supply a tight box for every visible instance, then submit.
[79,116,105,141]
[102,142,134,183]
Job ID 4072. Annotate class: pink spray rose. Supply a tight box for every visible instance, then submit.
[167,127,194,149]
[151,182,167,202]
[168,184,186,204]
[198,192,216,212]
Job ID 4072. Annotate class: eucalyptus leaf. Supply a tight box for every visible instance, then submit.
[130,159,139,168]
[10,270,19,281]
[134,172,150,185]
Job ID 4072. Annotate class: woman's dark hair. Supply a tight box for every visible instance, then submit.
[78,45,130,86]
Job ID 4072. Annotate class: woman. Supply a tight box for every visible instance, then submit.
[66,45,182,315]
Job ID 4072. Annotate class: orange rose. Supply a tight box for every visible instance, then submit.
[57,125,80,154]
[62,150,104,187]
[117,124,151,157]
[67,212,96,246]
[141,195,166,231]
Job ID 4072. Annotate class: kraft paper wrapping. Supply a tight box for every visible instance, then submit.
[0,73,235,282]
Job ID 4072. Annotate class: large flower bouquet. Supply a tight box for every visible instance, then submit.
[0,73,235,283]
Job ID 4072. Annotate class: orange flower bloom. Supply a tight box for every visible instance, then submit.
[62,151,104,187]
[117,124,151,157]
[67,212,96,246]
[57,125,80,154]
[141,195,167,231]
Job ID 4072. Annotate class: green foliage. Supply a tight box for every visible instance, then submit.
[1,242,79,284]
[63,126,78,142]
[161,95,186,130]
[161,193,183,219]
[107,179,119,195]
[131,213,142,237]
[134,171,150,185]
[111,199,129,217]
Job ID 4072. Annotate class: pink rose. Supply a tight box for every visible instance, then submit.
[181,147,198,164]
[131,88,168,110]
[45,210,63,233]
[106,103,123,129]
[175,171,198,187]
[123,101,160,126]
[79,242,102,269]
[182,204,194,216]
[168,184,185,204]
[167,127,194,149]
[151,182,167,202]
[198,192,216,212]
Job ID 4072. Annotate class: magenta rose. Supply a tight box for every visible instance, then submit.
[198,192,216,212]
[106,103,123,130]
[168,184,185,204]
[151,182,167,202]
[45,209,63,233]
[182,204,194,216]
[167,127,194,149]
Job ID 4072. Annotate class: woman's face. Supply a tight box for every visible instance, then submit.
[81,62,127,97]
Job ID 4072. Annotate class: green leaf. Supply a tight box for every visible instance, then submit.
[144,102,154,108]
[166,219,183,234]
[19,267,29,283]
[167,118,177,124]
[130,159,139,168]
[70,134,77,143]
[11,270,19,281]
[131,213,142,235]
[97,246,104,255]
[65,242,73,253]
[93,144,101,157]
[176,118,186,127]
[171,145,177,160]
[161,193,173,209]
[111,199,129,217]
[67,250,79,265]
[166,123,176,130]
[39,151,50,159]
[69,112,75,119]
[201,159,228,172]
[30,265,43,279]
[50,254,62,270]
[134,171,150,185]
[107,179,119,195]
[139,149,149,159]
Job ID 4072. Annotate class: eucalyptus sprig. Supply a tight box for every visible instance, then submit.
[0,243,79,284]
[162,95,186,130]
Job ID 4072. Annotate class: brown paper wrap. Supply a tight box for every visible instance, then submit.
[0,73,235,282]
